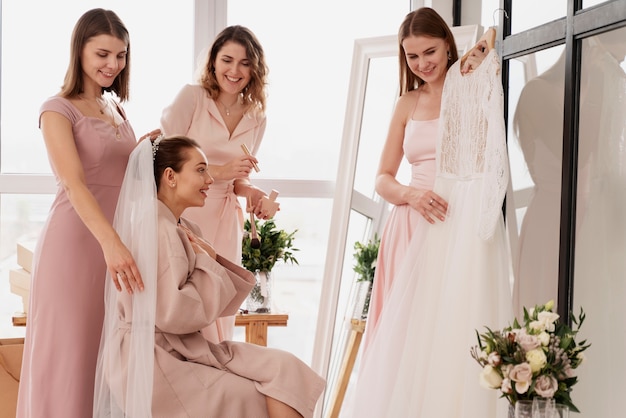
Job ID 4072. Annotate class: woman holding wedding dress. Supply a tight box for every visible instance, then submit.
[352,8,512,417]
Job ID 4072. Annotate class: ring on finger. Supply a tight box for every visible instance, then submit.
[429,198,434,205]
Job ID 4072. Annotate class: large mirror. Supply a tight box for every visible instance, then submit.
[571,27,626,417]
[313,25,481,417]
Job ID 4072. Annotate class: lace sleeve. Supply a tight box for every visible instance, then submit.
[478,53,509,241]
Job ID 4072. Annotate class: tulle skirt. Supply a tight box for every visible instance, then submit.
[351,176,512,417]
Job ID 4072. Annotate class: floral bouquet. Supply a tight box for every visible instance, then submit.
[470,300,590,412]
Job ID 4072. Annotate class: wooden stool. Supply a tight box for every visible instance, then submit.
[325,318,366,418]
[234,312,289,346]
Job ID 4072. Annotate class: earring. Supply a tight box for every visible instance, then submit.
[171,183,176,187]
[447,50,452,61]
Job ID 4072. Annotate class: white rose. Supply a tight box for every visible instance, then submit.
[537,311,560,332]
[526,348,547,373]
[529,320,545,332]
[480,365,503,389]
[538,332,550,346]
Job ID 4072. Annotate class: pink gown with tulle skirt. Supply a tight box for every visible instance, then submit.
[352,50,512,418]
[362,117,437,351]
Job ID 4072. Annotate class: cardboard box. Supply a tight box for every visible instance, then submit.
[9,268,31,314]
[0,338,24,418]
[17,241,35,273]
[9,268,30,291]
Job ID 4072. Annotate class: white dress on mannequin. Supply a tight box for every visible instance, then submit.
[350,49,512,417]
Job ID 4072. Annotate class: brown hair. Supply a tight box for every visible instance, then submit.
[398,7,458,94]
[60,8,131,100]
[198,25,268,114]
[153,136,201,192]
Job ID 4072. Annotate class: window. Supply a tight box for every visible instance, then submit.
[0,1,193,337]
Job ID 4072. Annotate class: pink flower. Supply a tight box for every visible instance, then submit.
[517,329,541,352]
[560,365,576,379]
[509,363,533,394]
[535,375,559,398]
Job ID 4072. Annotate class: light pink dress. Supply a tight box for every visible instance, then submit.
[352,50,511,418]
[17,97,136,418]
[160,84,266,343]
[118,202,322,417]
[361,117,437,351]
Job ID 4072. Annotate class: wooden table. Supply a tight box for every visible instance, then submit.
[234,312,289,346]
[13,311,289,347]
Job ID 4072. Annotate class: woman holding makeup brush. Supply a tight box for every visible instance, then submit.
[160,25,275,342]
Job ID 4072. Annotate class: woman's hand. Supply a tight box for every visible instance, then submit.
[179,224,217,259]
[217,155,257,180]
[461,39,490,74]
[248,188,278,220]
[138,128,162,143]
[407,188,448,224]
[103,237,144,293]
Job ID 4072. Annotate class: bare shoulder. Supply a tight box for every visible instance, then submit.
[394,90,420,118]
[394,89,422,123]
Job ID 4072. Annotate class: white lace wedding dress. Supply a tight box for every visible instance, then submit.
[351,49,512,417]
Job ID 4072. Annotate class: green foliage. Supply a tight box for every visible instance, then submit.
[471,301,591,412]
[353,234,380,283]
[242,218,299,272]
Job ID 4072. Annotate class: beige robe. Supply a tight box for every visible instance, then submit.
[114,202,324,417]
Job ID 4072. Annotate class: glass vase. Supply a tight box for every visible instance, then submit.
[532,398,556,417]
[508,400,533,418]
[552,404,569,418]
[246,270,272,313]
[508,400,569,418]
[352,280,373,319]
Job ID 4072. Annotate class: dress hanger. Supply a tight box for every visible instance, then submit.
[459,8,508,72]
[460,27,496,70]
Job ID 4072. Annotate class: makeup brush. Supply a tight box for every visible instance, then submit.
[249,211,261,249]
[241,144,260,172]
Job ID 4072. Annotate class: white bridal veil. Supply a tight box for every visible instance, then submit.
[93,138,158,417]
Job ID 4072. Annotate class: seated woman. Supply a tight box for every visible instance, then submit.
[93,136,325,418]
